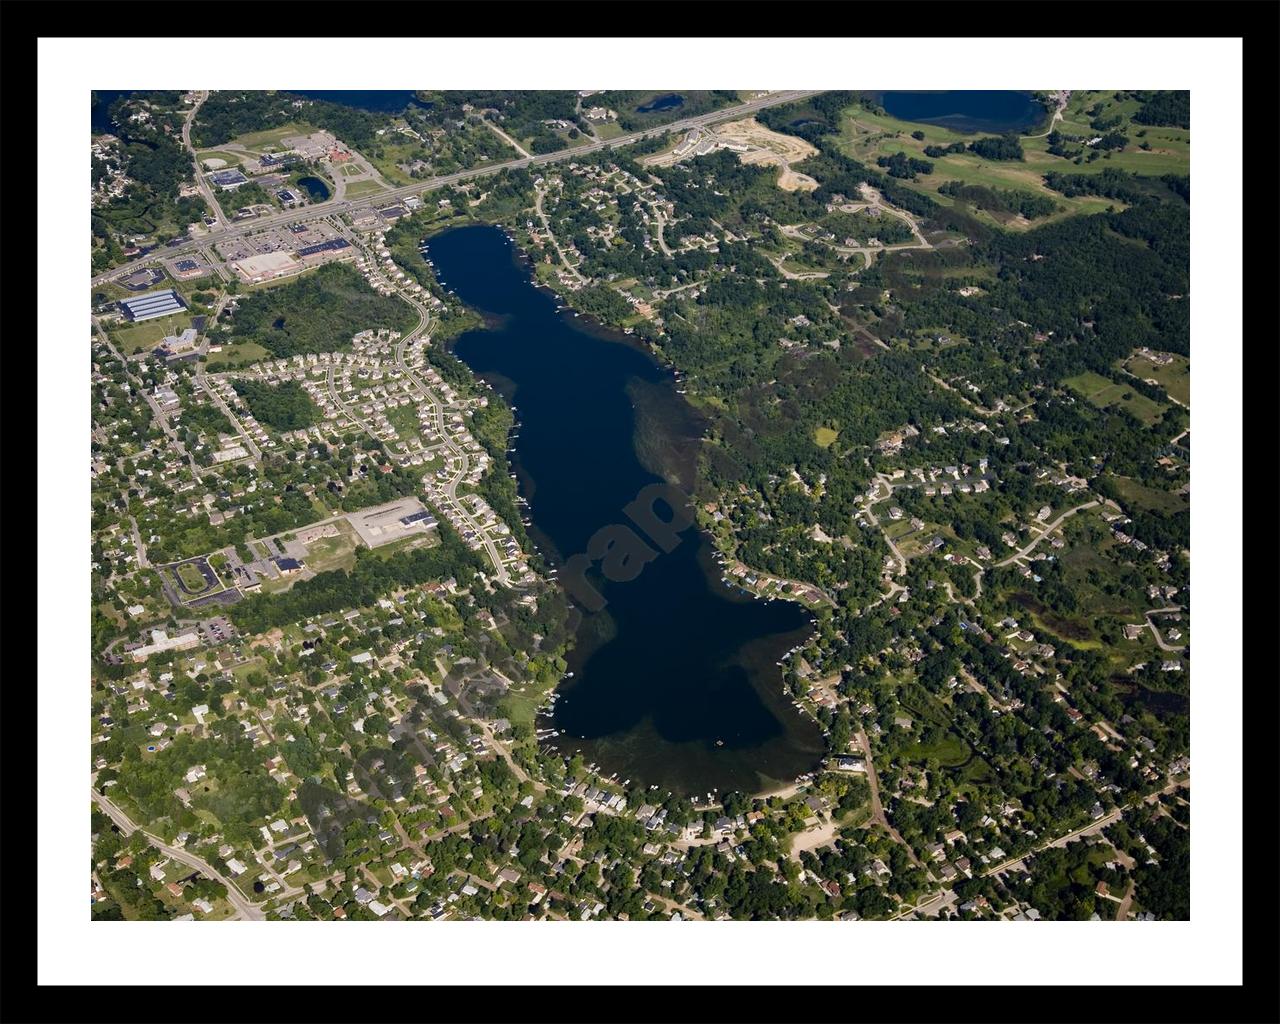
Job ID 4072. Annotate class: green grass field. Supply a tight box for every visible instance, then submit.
[1124,351,1189,406]
[833,97,1187,229]
[1064,370,1167,425]
[1107,475,1188,516]
[814,426,839,448]
[176,563,209,592]
[195,150,243,168]
[206,341,271,369]
[304,528,358,573]
[109,314,191,354]
[227,122,316,153]
[592,121,626,141]
[343,179,386,199]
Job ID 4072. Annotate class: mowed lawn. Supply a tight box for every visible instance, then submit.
[195,150,244,168]
[1064,370,1167,425]
[1125,351,1190,406]
[109,314,190,354]
[343,179,385,199]
[227,122,315,153]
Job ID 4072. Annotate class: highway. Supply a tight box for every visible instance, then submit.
[91,91,822,287]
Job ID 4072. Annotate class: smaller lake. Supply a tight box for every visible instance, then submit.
[92,90,135,133]
[636,93,684,114]
[879,90,1047,134]
[296,176,331,202]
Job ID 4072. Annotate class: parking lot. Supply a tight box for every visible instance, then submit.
[215,219,343,263]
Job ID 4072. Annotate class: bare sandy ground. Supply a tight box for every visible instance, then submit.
[788,817,841,860]
[646,118,819,191]
[775,168,819,192]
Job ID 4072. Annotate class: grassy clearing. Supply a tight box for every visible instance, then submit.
[1124,351,1189,406]
[1064,370,1166,425]
[205,341,271,369]
[364,141,420,187]
[305,529,358,573]
[109,314,191,354]
[1107,475,1188,516]
[814,426,839,448]
[344,179,386,199]
[228,122,315,153]
[592,121,625,141]
[196,150,243,168]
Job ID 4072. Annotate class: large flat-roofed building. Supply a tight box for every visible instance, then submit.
[210,169,249,189]
[159,328,199,354]
[296,237,351,260]
[119,288,187,322]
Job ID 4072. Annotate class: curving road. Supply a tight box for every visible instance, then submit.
[995,500,1098,567]
[92,788,265,920]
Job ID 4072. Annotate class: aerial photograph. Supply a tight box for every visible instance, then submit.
[88,85,1192,925]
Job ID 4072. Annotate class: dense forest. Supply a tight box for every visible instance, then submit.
[232,380,321,431]
[938,181,1059,219]
[1043,168,1190,205]
[92,92,208,267]
[1131,90,1191,129]
[221,264,417,358]
[190,91,388,151]
[230,521,484,632]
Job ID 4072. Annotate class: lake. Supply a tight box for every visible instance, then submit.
[879,90,1047,134]
[91,90,134,133]
[431,224,826,796]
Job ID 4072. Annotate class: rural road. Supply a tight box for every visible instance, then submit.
[182,91,227,229]
[92,91,822,287]
[534,186,586,284]
[995,500,1098,567]
[855,728,926,872]
[1144,606,1187,652]
[92,788,265,920]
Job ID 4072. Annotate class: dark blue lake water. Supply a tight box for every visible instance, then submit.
[295,176,331,202]
[91,90,134,133]
[431,224,826,796]
[879,90,1047,134]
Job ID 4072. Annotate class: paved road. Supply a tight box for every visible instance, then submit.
[182,91,226,230]
[995,500,1098,567]
[855,728,927,872]
[534,186,586,283]
[91,91,822,287]
[128,515,150,570]
[195,365,262,462]
[1024,91,1071,139]
[94,320,205,479]
[1144,606,1187,652]
[983,778,1188,879]
[92,788,265,920]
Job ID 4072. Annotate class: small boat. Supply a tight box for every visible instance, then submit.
[715,739,724,747]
